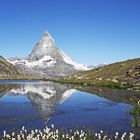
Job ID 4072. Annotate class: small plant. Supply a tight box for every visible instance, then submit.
[131,102,140,127]
[2,125,135,140]
[130,100,140,138]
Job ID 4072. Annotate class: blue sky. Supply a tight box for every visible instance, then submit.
[0,0,140,65]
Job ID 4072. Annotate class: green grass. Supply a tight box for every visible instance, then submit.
[59,57,140,91]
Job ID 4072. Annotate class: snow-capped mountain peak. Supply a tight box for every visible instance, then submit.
[41,31,55,49]
[42,31,55,42]
[28,31,56,61]
[8,31,92,77]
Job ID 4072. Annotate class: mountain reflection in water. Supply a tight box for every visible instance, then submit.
[0,81,76,135]
[2,81,76,115]
[0,80,140,136]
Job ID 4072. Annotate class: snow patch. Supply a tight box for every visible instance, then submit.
[60,50,90,71]
[8,55,56,68]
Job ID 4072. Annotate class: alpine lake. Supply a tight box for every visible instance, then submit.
[0,80,140,138]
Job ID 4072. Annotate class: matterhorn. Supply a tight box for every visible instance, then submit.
[8,31,90,77]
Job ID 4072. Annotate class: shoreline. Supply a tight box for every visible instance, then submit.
[0,77,140,93]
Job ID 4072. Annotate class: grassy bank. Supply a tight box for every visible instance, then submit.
[53,57,140,92]
[49,78,140,93]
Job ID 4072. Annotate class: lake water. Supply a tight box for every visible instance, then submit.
[0,80,139,137]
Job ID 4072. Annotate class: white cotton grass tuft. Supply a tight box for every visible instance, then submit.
[2,125,135,140]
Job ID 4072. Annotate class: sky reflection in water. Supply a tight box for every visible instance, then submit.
[0,80,134,136]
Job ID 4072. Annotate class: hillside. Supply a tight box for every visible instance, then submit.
[0,55,28,79]
[61,57,140,91]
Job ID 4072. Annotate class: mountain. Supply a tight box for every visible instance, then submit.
[61,57,140,91]
[0,55,25,79]
[8,32,91,77]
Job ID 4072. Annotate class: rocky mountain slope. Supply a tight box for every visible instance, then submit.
[62,58,140,91]
[0,55,26,79]
[8,32,91,77]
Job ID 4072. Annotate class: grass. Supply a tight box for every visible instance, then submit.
[58,57,140,92]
